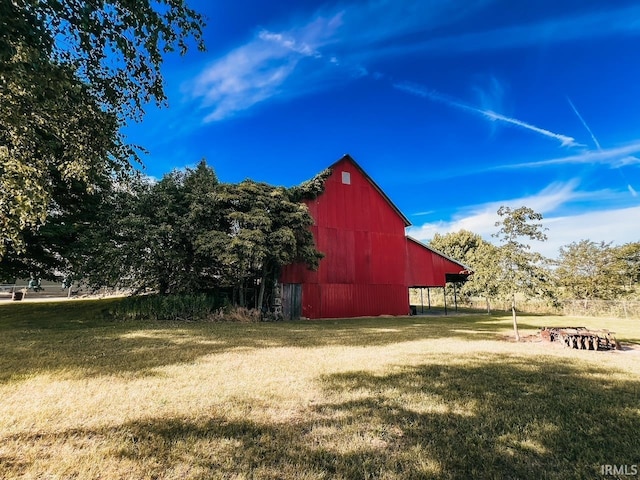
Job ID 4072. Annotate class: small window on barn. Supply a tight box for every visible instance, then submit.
[341,171,351,185]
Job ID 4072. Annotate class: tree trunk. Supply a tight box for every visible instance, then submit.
[238,281,245,307]
[485,296,491,315]
[512,292,520,341]
[257,264,268,312]
[159,278,169,295]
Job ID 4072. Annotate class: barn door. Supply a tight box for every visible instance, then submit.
[282,284,302,320]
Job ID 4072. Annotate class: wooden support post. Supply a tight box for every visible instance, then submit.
[453,283,458,312]
[420,288,424,314]
[444,286,448,316]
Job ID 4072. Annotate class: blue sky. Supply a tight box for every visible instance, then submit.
[124,0,640,258]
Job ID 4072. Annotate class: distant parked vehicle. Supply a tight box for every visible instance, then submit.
[28,277,43,292]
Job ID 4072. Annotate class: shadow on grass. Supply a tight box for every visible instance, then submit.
[1,299,635,383]
[0,300,527,383]
[2,356,638,479]
[316,356,640,479]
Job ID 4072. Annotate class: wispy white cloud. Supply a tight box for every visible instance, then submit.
[472,75,506,137]
[191,42,296,122]
[542,206,640,256]
[412,210,435,217]
[618,156,640,167]
[324,0,494,50]
[371,4,640,60]
[185,1,503,121]
[189,14,342,122]
[407,181,639,258]
[188,2,640,122]
[394,82,579,147]
[501,142,640,169]
[565,97,640,198]
[473,76,505,111]
[258,30,322,58]
[408,181,580,239]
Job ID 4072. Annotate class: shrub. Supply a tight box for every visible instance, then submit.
[208,305,262,323]
[108,294,225,322]
[107,294,269,322]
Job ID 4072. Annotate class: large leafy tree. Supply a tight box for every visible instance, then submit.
[554,240,621,300]
[613,242,640,294]
[77,162,323,307]
[429,229,483,264]
[1,0,205,259]
[0,48,128,259]
[0,169,113,283]
[429,230,502,313]
[3,0,205,118]
[79,161,221,294]
[215,180,323,308]
[494,206,551,341]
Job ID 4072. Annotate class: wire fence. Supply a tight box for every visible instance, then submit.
[0,283,129,302]
[557,299,640,319]
[463,298,640,319]
[408,287,640,320]
[4,283,640,319]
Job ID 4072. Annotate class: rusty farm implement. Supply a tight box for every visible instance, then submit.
[540,327,620,351]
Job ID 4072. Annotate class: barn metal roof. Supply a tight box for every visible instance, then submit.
[406,236,474,273]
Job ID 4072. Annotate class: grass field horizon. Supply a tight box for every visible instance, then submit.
[1,299,638,479]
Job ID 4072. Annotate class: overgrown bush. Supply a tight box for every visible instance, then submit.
[108,294,225,322]
[107,294,268,322]
[208,305,262,323]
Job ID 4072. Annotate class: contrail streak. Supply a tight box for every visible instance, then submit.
[566,96,639,197]
[395,82,580,148]
[566,97,601,149]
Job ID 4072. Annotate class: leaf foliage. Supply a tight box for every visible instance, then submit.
[1,0,205,258]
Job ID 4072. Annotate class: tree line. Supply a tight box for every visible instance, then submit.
[430,217,640,308]
[0,160,330,308]
[2,2,638,328]
[429,207,639,339]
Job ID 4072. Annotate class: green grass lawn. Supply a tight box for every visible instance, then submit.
[1,300,639,479]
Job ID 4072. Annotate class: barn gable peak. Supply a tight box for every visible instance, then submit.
[328,154,411,227]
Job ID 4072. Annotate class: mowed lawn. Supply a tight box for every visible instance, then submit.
[1,300,639,480]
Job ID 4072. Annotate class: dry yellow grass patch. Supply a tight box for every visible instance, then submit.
[1,300,639,479]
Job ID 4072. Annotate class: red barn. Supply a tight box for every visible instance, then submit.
[279,154,470,319]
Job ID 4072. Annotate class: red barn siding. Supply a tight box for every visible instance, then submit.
[354,230,372,284]
[370,232,406,285]
[406,237,467,287]
[301,284,321,318]
[281,156,410,318]
[280,155,468,319]
[317,284,409,318]
[296,284,408,319]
